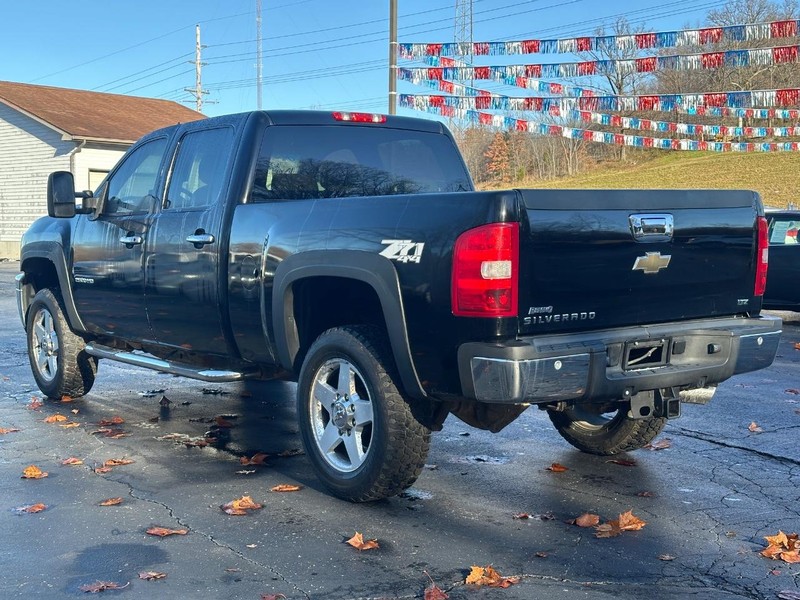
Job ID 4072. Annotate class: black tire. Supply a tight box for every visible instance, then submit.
[547,403,666,455]
[26,289,96,399]
[297,325,431,502]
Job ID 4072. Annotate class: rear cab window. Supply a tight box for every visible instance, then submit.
[768,216,799,245]
[250,125,472,202]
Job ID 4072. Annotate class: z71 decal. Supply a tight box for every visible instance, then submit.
[380,239,424,264]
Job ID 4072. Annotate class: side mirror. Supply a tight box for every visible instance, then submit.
[47,171,77,218]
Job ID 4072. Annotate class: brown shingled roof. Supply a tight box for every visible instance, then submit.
[0,80,205,143]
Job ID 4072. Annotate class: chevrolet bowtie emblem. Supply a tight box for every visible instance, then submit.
[632,252,671,274]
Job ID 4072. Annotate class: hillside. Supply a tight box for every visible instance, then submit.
[484,152,799,209]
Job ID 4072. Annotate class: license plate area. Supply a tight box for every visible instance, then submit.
[623,339,669,371]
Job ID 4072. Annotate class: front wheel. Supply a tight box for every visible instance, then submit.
[26,289,96,399]
[547,402,666,455]
[297,325,430,502]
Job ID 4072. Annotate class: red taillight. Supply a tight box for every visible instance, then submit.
[451,222,519,317]
[332,111,387,123]
[755,215,769,296]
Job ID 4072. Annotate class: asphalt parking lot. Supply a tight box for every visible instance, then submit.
[1,261,798,600]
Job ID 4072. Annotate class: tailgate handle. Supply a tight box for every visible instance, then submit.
[629,214,673,242]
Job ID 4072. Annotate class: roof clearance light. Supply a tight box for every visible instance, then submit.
[332,111,387,123]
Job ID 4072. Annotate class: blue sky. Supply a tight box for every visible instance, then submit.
[1,0,726,118]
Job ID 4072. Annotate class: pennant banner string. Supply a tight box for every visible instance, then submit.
[398,99,800,153]
[400,94,800,138]
[398,44,800,80]
[399,19,800,58]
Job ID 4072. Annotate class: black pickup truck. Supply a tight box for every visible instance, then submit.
[16,110,781,501]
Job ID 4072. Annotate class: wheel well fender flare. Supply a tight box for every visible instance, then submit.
[20,243,86,334]
[272,250,426,400]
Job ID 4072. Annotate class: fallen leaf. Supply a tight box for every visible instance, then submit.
[346,532,379,551]
[102,458,134,467]
[644,438,672,450]
[617,510,647,531]
[79,580,129,593]
[513,513,530,519]
[224,568,240,573]
[762,532,800,564]
[221,495,264,515]
[72,409,80,414]
[60,395,74,403]
[14,503,47,514]
[260,595,286,600]
[748,421,763,433]
[98,416,124,426]
[183,438,209,448]
[424,584,449,600]
[27,398,43,410]
[545,462,568,472]
[794,342,800,350]
[270,484,301,492]
[44,414,68,423]
[465,565,520,588]
[606,458,637,466]
[59,422,81,428]
[21,465,48,479]
[61,457,84,466]
[138,571,166,581]
[146,526,188,537]
[93,466,113,474]
[90,428,128,438]
[785,389,800,395]
[240,452,269,466]
[658,554,676,561]
[246,543,258,548]
[534,551,548,558]
[571,513,600,528]
[594,522,623,538]
[0,427,21,434]
[637,491,655,497]
[99,497,123,506]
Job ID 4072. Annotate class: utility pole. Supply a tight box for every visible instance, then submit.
[388,0,397,114]
[256,0,263,109]
[184,25,209,113]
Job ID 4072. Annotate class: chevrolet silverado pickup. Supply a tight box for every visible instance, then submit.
[16,110,781,501]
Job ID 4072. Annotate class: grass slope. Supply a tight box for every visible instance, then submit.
[507,152,799,208]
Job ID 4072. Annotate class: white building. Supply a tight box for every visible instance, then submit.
[0,81,204,259]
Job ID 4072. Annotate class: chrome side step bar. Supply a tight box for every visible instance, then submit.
[84,343,254,382]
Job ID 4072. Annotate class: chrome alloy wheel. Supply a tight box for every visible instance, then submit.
[309,358,374,473]
[31,307,59,383]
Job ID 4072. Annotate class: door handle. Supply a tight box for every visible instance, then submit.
[186,233,215,249]
[119,234,143,248]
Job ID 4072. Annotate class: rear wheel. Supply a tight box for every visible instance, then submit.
[297,325,430,502]
[26,289,96,399]
[547,402,666,455]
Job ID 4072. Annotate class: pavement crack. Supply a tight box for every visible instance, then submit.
[671,426,800,467]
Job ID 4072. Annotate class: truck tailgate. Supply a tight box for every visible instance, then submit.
[517,189,761,335]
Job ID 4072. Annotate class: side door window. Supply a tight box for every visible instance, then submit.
[165,127,235,210]
[104,138,168,216]
[769,217,799,245]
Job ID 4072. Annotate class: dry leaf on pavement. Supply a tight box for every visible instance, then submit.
[221,495,264,515]
[761,531,800,564]
[571,513,600,527]
[0,427,20,434]
[98,416,124,426]
[61,457,83,466]
[644,438,672,450]
[14,503,47,514]
[545,462,569,472]
[21,465,48,479]
[146,526,188,537]
[138,571,167,580]
[465,565,520,588]
[606,458,637,466]
[99,497,123,506]
[345,532,379,551]
[43,414,67,423]
[79,581,129,593]
[270,484,301,492]
[240,452,269,466]
[102,458,134,467]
